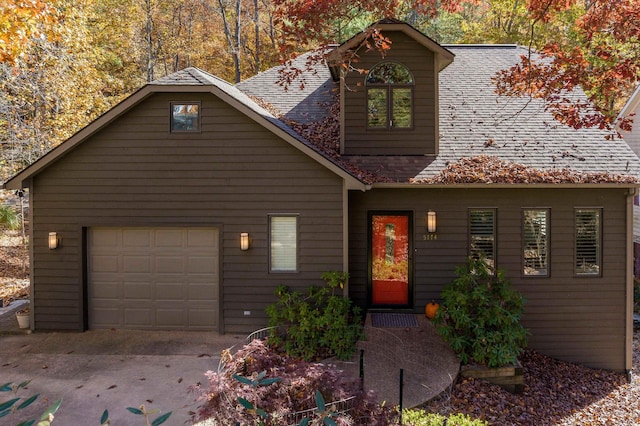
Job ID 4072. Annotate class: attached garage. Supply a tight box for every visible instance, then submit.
[88,227,220,331]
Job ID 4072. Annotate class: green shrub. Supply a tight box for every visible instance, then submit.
[265,272,363,361]
[402,409,488,426]
[0,205,20,230]
[433,256,528,367]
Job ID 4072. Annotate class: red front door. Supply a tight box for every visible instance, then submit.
[370,213,412,307]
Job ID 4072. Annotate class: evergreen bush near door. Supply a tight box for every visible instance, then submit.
[434,256,528,368]
[266,272,363,361]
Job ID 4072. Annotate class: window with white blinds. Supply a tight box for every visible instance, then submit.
[270,215,298,272]
[575,209,601,276]
[523,209,549,276]
[469,209,496,271]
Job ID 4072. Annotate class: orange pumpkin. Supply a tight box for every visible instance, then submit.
[425,301,439,319]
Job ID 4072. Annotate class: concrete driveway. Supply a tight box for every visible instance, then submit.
[0,329,246,425]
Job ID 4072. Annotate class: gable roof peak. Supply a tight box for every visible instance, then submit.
[328,18,455,71]
[151,67,232,86]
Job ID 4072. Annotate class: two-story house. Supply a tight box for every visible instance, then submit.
[4,19,640,373]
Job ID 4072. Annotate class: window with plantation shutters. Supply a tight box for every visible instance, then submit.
[469,209,496,271]
[575,209,601,276]
[523,209,549,276]
[269,215,298,272]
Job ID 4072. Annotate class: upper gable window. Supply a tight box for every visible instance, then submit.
[366,62,414,130]
[171,102,200,132]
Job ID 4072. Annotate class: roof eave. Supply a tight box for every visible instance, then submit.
[370,182,640,189]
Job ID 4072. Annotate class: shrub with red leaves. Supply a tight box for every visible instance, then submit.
[190,339,397,425]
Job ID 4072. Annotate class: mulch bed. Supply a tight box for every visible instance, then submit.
[423,337,640,425]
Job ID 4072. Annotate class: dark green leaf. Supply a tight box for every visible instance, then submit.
[151,412,172,426]
[0,397,20,412]
[258,378,281,386]
[17,394,39,409]
[16,420,35,426]
[126,407,144,415]
[100,409,109,424]
[324,418,338,426]
[0,382,12,392]
[237,397,254,410]
[298,419,309,426]
[315,390,326,412]
[232,375,254,386]
[17,381,31,390]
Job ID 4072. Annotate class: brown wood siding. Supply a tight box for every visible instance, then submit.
[30,92,345,334]
[349,187,629,370]
[343,32,437,155]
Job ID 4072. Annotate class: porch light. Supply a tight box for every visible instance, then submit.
[240,232,250,251]
[427,211,437,233]
[48,232,59,250]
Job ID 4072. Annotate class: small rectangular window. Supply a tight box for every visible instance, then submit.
[469,209,496,271]
[523,209,549,276]
[171,102,200,132]
[575,208,601,276]
[270,215,298,272]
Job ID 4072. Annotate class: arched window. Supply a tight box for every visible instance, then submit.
[366,62,414,129]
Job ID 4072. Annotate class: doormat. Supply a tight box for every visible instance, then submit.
[371,313,419,328]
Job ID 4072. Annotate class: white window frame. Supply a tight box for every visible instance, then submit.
[269,215,299,273]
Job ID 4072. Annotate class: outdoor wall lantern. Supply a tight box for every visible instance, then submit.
[240,232,250,251]
[426,211,437,233]
[48,232,60,250]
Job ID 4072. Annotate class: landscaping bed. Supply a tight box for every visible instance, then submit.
[423,334,640,425]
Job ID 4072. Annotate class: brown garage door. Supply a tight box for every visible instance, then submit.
[88,227,219,330]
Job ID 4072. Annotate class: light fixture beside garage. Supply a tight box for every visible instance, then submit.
[48,232,60,250]
[240,232,250,251]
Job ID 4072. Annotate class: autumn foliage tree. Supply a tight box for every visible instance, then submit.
[492,0,640,133]
[271,0,638,133]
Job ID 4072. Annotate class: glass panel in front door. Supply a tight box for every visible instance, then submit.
[371,214,409,305]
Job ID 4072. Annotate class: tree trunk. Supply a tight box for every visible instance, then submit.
[145,0,154,82]
[218,0,241,83]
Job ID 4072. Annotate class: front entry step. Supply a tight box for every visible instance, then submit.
[357,313,460,408]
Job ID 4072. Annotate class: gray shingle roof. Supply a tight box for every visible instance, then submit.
[236,52,337,124]
[231,45,640,183]
[422,45,640,179]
